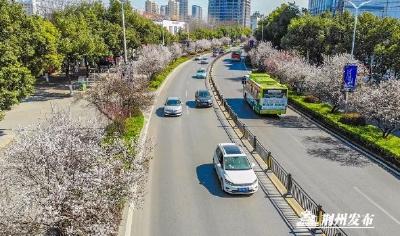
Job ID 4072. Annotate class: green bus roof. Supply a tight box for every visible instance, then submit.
[249,73,287,90]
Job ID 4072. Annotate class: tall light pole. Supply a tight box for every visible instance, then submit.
[261,21,264,41]
[346,0,371,59]
[119,0,128,63]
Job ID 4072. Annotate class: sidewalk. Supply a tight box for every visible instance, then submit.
[0,80,103,149]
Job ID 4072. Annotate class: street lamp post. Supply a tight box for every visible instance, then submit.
[118,0,128,63]
[121,0,128,62]
[346,0,372,59]
[261,21,264,41]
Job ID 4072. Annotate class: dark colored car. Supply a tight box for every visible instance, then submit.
[212,48,220,57]
[195,90,213,108]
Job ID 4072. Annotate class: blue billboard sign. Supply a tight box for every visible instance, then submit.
[249,40,255,48]
[343,64,358,91]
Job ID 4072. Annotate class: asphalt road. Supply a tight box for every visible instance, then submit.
[128,56,303,236]
[212,53,400,236]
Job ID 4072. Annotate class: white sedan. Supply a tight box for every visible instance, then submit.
[213,143,258,194]
[164,97,183,116]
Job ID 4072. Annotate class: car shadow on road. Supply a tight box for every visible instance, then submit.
[196,163,249,198]
[303,136,372,167]
[155,107,165,118]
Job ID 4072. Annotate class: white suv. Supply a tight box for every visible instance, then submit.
[213,143,258,194]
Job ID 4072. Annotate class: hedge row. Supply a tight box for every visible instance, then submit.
[289,93,400,168]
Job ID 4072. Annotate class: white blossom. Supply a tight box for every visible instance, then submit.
[168,42,183,60]
[0,109,150,235]
[135,44,172,76]
[195,39,212,52]
[350,79,400,137]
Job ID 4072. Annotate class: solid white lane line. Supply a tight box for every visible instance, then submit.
[354,186,400,225]
[185,90,188,98]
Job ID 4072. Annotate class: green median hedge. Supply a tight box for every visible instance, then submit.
[289,93,400,167]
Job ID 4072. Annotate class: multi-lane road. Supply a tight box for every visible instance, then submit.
[123,52,400,236]
[125,55,308,236]
[212,53,400,236]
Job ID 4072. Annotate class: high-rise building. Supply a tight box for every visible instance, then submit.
[192,5,203,20]
[18,0,85,17]
[250,11,263,32]
[145,0,160,15]
[168,0,180,21]
[177,0,189,21]
[160,5,167,16]
[208,0,251,27]
[308,0,400,18]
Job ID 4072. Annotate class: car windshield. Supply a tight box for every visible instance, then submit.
[198,69,205,73]
[166,99,181,106]
[224,156,251,170]
[198,91,210,98]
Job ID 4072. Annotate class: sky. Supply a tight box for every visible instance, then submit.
[129,0,308,16]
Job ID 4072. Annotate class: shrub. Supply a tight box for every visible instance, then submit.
[150,56,189,90]
[303,95,320,103]
[339,113,366,126]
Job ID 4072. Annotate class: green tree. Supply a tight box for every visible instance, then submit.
[281,14,334,64]
[52,6,108,77]
[0,0,35,111]
[19,16,63,77]
[255,3,301,47]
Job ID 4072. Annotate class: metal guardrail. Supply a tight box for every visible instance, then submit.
[208,53,348,236]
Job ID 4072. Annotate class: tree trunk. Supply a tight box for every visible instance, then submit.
[330,105,338,113]
[85,56,89,77]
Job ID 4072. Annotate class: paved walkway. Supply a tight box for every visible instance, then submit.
[0,81,103,149]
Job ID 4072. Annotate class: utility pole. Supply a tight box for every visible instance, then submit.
[121,0,128,63]
[162,29,165,46]
[261,22,264,41]
[347,0,372,59]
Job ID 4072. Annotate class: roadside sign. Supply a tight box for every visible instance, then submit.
[343,64,357,91]
[249,40,255,48]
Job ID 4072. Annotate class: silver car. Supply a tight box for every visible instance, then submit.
[164,97,183,116]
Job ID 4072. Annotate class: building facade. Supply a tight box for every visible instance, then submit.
[178,0,189,21]
[160,5,167,16]
[192,5,203,20]
[308,0,400,18]
[145,0,160,15]
[18,0,84,17]
[250,11,264,32]
[168,0,180,21]
[208,0,251,27]
[154,20,186,35]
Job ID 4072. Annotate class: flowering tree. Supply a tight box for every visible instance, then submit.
[135,44,172,76]
[0,109,150,235]
[211,38,222,48]
[248,42,277,71]
[85,70,153,121]
[195,39,212,52]
[168,42,183,60]
[350,80,400,138]
[220,37,231,46]
[304,54,364,113]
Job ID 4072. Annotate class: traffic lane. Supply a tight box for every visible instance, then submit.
[213,53,400,235]
[144,58,293,236]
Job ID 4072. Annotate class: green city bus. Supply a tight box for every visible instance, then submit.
[243,73,288,115]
